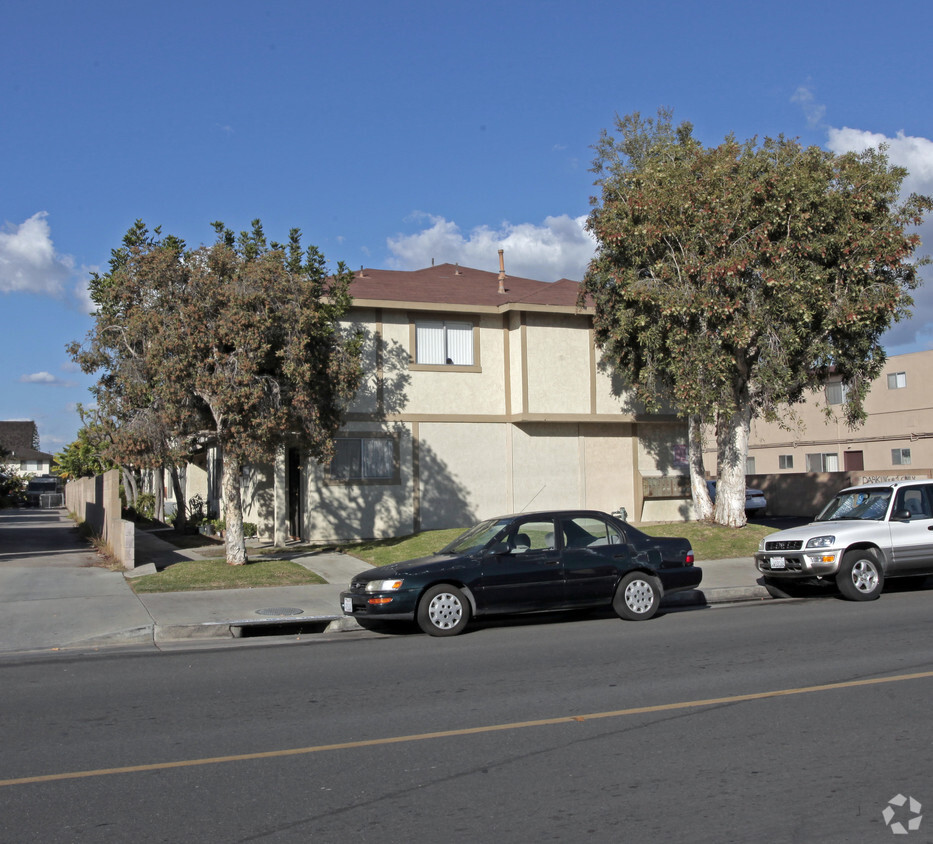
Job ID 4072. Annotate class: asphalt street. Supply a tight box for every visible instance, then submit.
[2,588,932,842]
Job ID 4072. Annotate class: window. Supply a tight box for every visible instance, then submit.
[415,320,474,365]
[562,516,623,549]
[892,448,912,466]
[825,381,848,405]
[887,372,907,389]
[745,456,756,475]
[779,454,794,470]
[806,452,839,472]
[329,437,395,481]
[506,519,558,552]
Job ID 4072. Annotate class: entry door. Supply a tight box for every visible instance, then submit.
[477,519,563,613]
[844,451,864,471]
[287,448,302,540]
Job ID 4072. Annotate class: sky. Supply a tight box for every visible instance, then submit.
[3,0,933,455]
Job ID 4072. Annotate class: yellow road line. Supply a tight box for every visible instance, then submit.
[4,669,933,788]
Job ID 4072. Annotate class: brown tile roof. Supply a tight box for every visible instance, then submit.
[348,263,589,310]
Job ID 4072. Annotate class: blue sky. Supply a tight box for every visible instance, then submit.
[3,0,933,454]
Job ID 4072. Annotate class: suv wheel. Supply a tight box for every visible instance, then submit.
[836,549,884,601]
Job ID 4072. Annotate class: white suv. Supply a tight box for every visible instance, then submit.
[755,481,933,601]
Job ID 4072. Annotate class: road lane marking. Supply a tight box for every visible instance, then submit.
[4,669,933,787]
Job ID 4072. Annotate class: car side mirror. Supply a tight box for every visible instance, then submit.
[892,509,912,521]
[487,541,510,555]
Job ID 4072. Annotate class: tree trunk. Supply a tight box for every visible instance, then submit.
[154,466,164,523]
[222,449,247,565]
[122,467,138,509]
[169,464,187,531]
[714,404,753,528]
[688,414,713,521]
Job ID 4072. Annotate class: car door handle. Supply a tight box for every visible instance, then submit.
[544,559,560,565]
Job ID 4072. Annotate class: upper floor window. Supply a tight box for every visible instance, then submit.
[745,456,756,475]
[887,372,907,390]
[779,454,794,470]
[892,448,912,466]
[416,320,474,366]
[825,380,848,405]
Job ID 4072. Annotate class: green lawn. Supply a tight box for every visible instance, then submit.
[130,558,326,593]
[340,521,775,567]
[129,520,774,593]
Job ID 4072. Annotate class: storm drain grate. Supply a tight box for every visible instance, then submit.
[255,607,305,617]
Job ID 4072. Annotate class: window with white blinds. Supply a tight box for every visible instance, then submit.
[415,320,474,365]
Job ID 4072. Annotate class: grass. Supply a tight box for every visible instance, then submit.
[130,558,326,593]
[128,520,776,593]
[338,520,776,568]
[640,521,777,561]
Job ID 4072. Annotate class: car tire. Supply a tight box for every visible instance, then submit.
[835,549,884,601]
[613,572,661,621]
[417,584,471,636]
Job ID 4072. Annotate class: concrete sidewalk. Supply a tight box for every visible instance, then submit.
[0,508,770,654]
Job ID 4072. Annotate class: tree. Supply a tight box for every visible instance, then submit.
[71,220,363,563]
[583,109,933,526]
[53,408,112,480]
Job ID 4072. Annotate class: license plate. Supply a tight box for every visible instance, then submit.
[769,557,786,570]
[342,597,354,613]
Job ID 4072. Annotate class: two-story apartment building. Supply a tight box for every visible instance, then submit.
[180,261,689,542]
[703,349,933,477]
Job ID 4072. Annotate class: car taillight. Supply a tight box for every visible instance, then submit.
[685,551,695,565]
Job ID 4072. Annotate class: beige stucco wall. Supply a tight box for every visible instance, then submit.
[302,422,416,542]
[416,422,499,528]
[522,313,593,415]
[705,350,933,475]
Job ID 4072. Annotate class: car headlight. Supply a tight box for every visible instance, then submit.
[365,579,404,593]
[806,535,835,549]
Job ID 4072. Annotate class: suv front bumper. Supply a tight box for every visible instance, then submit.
[755,550,840,578]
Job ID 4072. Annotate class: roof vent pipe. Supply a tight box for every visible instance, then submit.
[497,249,506,294]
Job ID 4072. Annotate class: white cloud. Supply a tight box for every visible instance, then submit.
[0,212,74,295]
[386,213,596,282]
[791,84,826,129]
[826,127,933,355]
[827,128,933,197]
[20,371,74,387]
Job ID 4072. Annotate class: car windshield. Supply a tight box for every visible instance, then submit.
[439,519,512,555]
[816,488,892,522]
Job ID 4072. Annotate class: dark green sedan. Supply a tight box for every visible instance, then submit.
[340,510,701,636]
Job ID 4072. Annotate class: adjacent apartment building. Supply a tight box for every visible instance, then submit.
[178,260,690,542]
[0,420,53,476]
[703,349,933,477]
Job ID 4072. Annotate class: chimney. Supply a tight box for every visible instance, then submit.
[497,249,506,294]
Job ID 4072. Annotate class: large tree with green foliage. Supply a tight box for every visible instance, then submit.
[71,220,363,563]
[583,110,932,526]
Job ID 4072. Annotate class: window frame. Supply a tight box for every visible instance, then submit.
[806,452,840,472]
[778,454,794,470]
[327,435,399,485]
[887,371,907,390]
[892,447,912,466]
[408,313,482,372]
[825,380,848,406]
